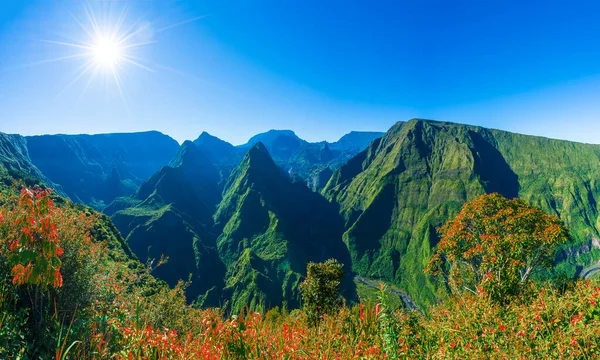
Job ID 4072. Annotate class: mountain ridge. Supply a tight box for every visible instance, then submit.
[324,118,600,306]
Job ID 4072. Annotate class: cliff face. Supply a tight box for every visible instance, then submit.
[324,119,600,305]
[0,132,56,191]
[25,131,180,208]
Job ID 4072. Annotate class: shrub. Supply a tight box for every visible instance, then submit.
[427,193,570,304]
[299,259,344,326]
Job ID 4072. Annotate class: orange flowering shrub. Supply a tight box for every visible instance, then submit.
[2,187,599,359]
[427,193,570,304]
[0,188,64,288]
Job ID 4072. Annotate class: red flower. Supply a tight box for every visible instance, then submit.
[571,313,583,326]
[359,302,364,321]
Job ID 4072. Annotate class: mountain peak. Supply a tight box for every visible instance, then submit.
[193,132,237,165]
[243,141,279,173]
[194,132,234,147]
[331,131,385,153]
[169,140,208,168]
[242,129,301,148]
[248,141,268,154]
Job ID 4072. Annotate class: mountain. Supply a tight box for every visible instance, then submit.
[109,141,353,311]
[213,142,352,311]
[241,129,300,148]
[194,129,384,185]
[6,120,600,312]
[330,131,385,153]
[25,131,180,209]
[0,132,57,191]
[323,119,600,306]
[193,132,239,166]
[108,141,225,303]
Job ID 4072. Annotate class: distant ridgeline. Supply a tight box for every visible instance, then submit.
[3,120,600,311]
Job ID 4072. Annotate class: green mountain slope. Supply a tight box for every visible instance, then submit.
[324,119,600,306]
[110,141,225,303]
[0,132,58,193]
[25,131,179,209]
[214,142,352,312]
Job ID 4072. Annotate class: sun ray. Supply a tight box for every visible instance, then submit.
[83,4,101,39]
[119,41,157,50]
[68,10,95,40]
[110,67,131,116]
[111,5,129,41]
[39,39,92,51]
[74,66,100,107]
[116,22,150,46]
[53,60,96,100]
[121,56,155,73]
[11,53,88,70]
[28,3,207,105]
[155,15,211,33]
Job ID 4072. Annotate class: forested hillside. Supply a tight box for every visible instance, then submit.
[324,119,600,306]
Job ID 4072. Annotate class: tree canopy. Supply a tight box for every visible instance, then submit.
[426,193,571,304]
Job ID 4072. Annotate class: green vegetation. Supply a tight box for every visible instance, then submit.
[5,118,600,356]
[25,131,180,209]
[427,193,571,304]
[195,129,384,184]
[354,278,408,312]
[299,259,344,325]
[324,119,600,307]
[110,141,225,303]
[214,142,352,312]
[1,187,599,359]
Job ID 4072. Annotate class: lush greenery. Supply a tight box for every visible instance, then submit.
[427,193,571,304]
[324,119,600,307]
[299,259,344,325]
[25,132,181,209]
[2,186,600,359]
[213,143,351,312]
[109,141,354,312]
[194,129,384,185]
[2,128,384,312]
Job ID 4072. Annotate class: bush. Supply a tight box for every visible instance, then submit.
[427,193,570,304]
[299,259,344,326]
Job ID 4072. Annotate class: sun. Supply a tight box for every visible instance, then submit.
[91,36,123,68]
[34,4,158,103]
[33,4,206,103]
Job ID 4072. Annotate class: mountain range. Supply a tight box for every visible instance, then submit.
[2,120,599,311]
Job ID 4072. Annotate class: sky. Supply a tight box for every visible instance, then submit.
[1,1,600,145]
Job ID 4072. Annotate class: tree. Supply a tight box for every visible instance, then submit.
[299,259,344,325]
[0,186,100,333]
[0,188,64,289]
[426,193,570,304]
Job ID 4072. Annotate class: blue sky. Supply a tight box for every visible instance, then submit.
[1,1,600,144]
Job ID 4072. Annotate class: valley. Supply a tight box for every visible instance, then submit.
[2,118,600,311]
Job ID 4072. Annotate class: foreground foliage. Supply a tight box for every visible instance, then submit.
[299,259,344,326]
[427,193,571,304]
[2,187,600,359]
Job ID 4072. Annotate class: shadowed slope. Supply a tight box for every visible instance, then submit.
[25,131,179,209]
[214,142,353,312]
[110,141,225,303]
[324,119,600,306]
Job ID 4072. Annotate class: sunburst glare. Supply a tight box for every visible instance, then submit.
[91,36,123,67]
[36,3,157,106]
